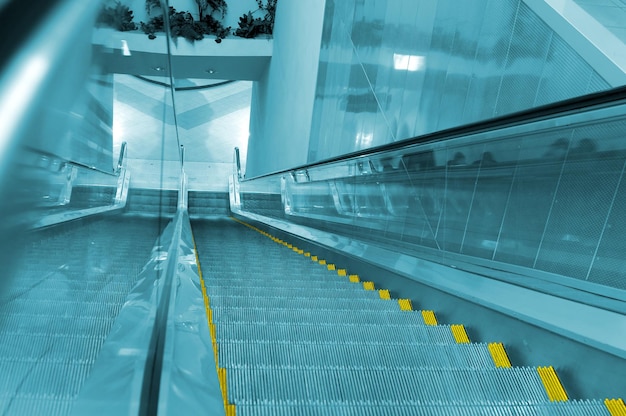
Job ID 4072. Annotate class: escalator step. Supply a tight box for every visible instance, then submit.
[225,367,549,403]
[230,400,611,416]
[216,322,457,344]
[206,286,380,299]
[0,288,130,304]
[0,361,91,396]
[0,395,73,416]
[0,300,123,318]
[217,341,495,369]
[208,295,401,311]
[0,314,118,336]
[203,266,344,281]
[211,307,429,326]
[205,278,361,289]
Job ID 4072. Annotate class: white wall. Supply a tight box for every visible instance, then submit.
[245,1,326,177]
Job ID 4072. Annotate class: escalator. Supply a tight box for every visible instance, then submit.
[192,218,624,415]
[0,217,162,415]
[0,210,623,414]
[0,0,625,413]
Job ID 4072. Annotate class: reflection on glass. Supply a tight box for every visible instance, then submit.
[238,102,626,293]
[0,1,180,413]
[309,0,614,163]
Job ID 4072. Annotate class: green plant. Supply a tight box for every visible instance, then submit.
[195,0,228,21]
[235,0,277,38]
[97,1,137,31]
[169,8,205,42]
[200,15,231,42]
[141,6,230,43]
[140,14,164,39]
[145,0,162,17]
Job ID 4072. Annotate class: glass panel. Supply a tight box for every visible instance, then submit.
[309,0,617,164]
[0,1,180,412]
[237,95,626,296]
[493,133,570,267]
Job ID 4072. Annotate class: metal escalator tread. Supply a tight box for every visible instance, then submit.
[209,294,401,310]
[205,277,363,289]
[215,321,458,344]
[231,401,612,416]
[192,218,613,415]
[0,217,159,416]
[217,341,496,368]
[211,307,434,325]
[206,285,377,298]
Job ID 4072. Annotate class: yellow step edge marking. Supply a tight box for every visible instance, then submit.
[218,367,228,403]
[398,299,413,311]
[304,252,311,257]
[337,269,347,276]
[421,310,438,326]
[225,404,237,416]
[488,343,512,368]
[318,259,327,265]
[349,274,360,283]
[605,398,626,416]
[311,256,318,261]
[363,281,375,290]
[209,323,216,342]
[327,264,336,271]
[297,249,304,254]
[450,324,470,343]
[537,366,568,402]
[379,289,391,300]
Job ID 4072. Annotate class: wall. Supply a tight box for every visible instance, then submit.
[245,1,326,177]
[307,0,614,163]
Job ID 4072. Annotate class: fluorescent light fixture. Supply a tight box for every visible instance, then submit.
[393,53,424,71]
[121,40,131,56]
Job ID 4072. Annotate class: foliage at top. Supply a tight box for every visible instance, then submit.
[145,0,162,17]
[235,0,277,38]
[97,1,137,31]
[98,0,278,43]
[196,0,228,20]
[140,6,231,42]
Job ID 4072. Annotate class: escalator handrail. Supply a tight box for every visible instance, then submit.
[240,85,626,182]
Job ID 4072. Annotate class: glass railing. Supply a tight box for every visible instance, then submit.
[0,0,183,248]
[0,0,195,413]
[233,87,626,298]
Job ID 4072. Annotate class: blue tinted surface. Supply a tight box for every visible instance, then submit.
[240,101,626,292]
[309,0,613,162]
